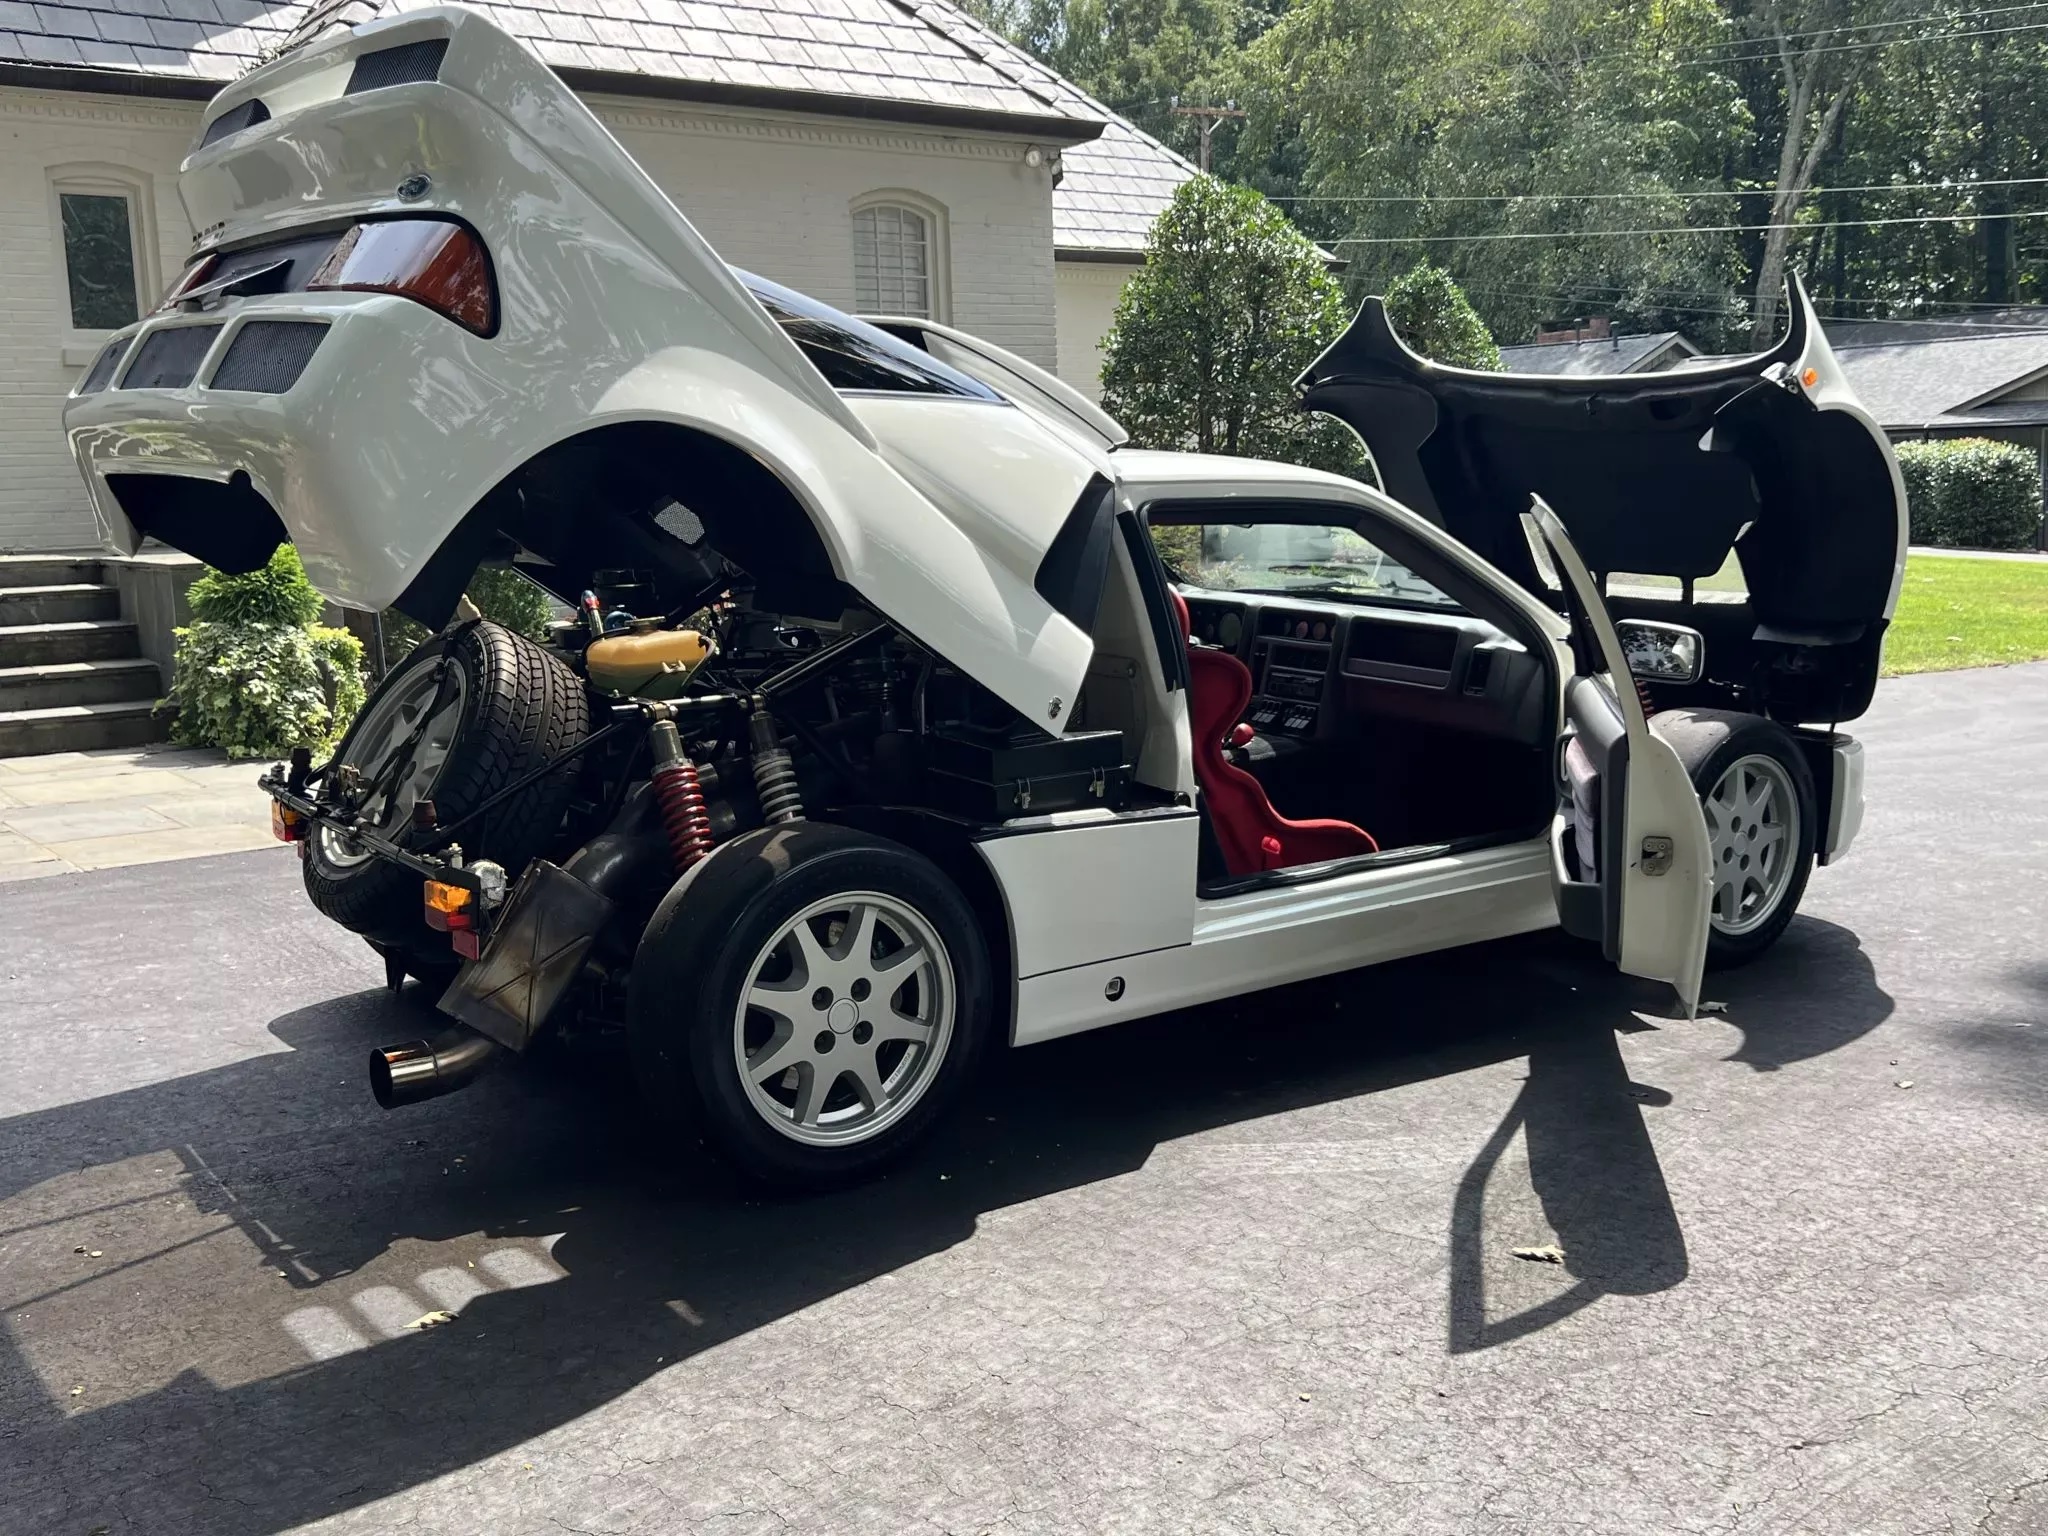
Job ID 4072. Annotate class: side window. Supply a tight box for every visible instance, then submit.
[851,195,946,321]
[51,170,150,336]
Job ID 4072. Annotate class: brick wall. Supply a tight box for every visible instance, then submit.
[0,84,1062,553]
[0,86,201,552]
[1053,258,1138,402]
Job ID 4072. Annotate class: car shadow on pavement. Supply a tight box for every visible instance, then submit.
[0,919,1889,1535]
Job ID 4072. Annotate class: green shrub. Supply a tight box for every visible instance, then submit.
[186,543,325,627]
[169,544,368,757]
[1895,438,2044,550]
[169,620,345,758]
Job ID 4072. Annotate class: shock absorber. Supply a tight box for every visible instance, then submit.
[647,719,715,871]
[748,705,804,825]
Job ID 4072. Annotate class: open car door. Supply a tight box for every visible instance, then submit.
[1528,498,1712,1016]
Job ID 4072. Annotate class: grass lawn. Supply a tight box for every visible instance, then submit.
[1885,554,2048,676]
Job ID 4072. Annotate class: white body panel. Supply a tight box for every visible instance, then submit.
[1823,735,1866,864]
[60,6,1102,734]
[1013,841,1559,1046]
[973,810,1200,980]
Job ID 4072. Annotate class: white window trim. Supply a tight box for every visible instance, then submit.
[47,163,158,366]
[850,190,950,324]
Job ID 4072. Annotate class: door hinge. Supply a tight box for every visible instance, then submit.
[1640,835,1674,876]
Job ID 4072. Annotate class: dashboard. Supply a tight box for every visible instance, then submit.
[1181,590,1549,745]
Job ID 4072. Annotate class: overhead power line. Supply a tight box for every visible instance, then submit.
[1266,174,2048,205]
[1329,208,2048,244]
[1568,6,2048,70]
[1612,1,2048,62]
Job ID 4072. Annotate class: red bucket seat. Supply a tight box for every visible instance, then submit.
[1172,590,1377,876]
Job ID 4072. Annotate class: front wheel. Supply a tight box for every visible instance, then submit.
[628,824,993,1190]
[1652,709,1817,967]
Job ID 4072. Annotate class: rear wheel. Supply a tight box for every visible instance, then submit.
[629,823,992,1190]
[303,620,589,948]
[1652,709,1817,967]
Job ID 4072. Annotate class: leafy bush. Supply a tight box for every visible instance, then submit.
[1895,438,2044,551]
[185,543,325,628]
[1101,177,1362,476]
[1382,262,1502,371]
[168,544,367,757]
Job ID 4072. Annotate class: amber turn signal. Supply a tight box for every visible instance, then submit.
[308,219,497,336]
[270,802,307,843]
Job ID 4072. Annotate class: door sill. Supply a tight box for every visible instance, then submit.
[1195,823,1550,900]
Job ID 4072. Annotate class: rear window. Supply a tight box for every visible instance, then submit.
[736,270,999,400]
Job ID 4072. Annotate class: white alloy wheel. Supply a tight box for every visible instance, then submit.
[733,892,956,1146]
[1703,752,1802,936]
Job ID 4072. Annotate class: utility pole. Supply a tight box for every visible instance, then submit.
[1171,103,1247,174]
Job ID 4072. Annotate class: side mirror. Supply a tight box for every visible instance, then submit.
[1616,619,1704,685]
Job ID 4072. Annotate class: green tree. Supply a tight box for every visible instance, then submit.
[1101,176,1358,473]
[1382,262,1502,368]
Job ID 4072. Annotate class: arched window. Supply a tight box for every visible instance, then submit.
[48,165,155,341]
[851,196,946,320]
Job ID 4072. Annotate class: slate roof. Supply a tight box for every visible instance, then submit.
[1822,308,2048,347]
[0,0,1194,253]
[1828,331,2048,429]
[1497,331,1696,377]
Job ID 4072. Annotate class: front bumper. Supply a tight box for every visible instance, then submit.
[1820,734,1865,865]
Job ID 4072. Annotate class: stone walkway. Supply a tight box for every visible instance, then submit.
[0,743,285,882]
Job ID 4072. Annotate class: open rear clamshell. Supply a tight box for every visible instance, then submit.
[1297,277,1906,722]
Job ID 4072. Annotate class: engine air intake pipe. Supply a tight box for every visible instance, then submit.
[370,1028,499,1109]
[648,718,715,870]
[748,706,804,824]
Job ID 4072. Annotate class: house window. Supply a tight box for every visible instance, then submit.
[853,203,933,319]
[57,184,143,332]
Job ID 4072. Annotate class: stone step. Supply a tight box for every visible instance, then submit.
[0,657,161,711]
[0,553,102,588]
[0,619,140,668]
[0,699,167,757]
[0,583,120,625]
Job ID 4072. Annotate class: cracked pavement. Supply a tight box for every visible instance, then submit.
[3,661,2046,1535]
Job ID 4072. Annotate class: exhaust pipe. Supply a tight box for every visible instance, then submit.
[370,1028,499,1109]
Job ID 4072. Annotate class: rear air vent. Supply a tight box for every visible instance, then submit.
[209,321,327,394]
[77,338,131,394]
[345,37,449,94]
[119,325,222,390]
[199,97,270,147]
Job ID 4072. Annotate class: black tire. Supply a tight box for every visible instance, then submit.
[1651,708,1818,968]
[628,823,994,1191]
[305,620,590,947]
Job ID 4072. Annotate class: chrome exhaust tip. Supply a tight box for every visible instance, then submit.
[370,1028,499,1109]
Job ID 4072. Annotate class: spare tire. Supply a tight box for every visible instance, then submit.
[304,620,590,946]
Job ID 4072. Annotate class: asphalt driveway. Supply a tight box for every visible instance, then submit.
[2,663,2045,1535]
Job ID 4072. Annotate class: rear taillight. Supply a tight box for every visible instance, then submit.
[308,219,496,336]
[154,254,220,313]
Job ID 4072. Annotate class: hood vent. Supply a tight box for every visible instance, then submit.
[199,98,271,148]
[345,37,449,94]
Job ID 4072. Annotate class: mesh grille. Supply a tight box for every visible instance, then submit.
[345,38,448,94]
[210,321,327,394]
[120,325,222,390]
[200,98,271,148]
[78,338,131,394]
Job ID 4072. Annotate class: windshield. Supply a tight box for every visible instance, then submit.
[1151,519,1460,609]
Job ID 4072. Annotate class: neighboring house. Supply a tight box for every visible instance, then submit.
[1821,317,2048,529]
[1497,328,1700,377]
[0,0,1194,556]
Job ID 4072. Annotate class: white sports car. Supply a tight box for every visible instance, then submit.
[61,7,1903,1188]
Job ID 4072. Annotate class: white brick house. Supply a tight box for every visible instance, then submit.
[0,0,1190,554]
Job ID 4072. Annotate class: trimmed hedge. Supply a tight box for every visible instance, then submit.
[1895,437,2044,551]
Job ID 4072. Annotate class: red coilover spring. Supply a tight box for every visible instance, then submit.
[1634,676,1659,719]
[647,719,715,870]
